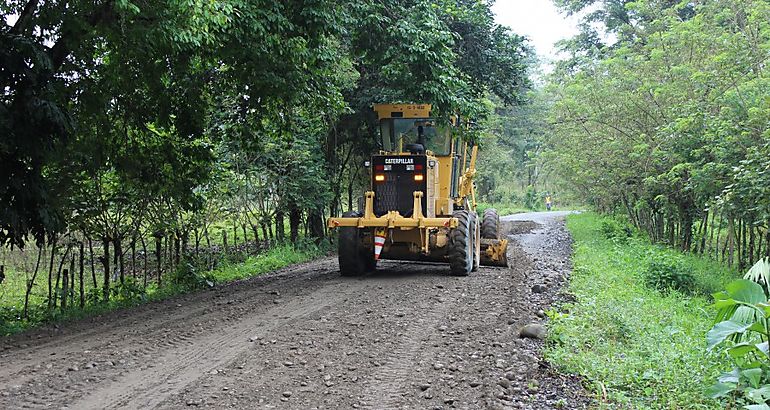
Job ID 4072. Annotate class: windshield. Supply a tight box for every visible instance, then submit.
[380,119,452,155]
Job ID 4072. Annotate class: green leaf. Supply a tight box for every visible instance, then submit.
[743,368,763,389]
[729,343,764,360]
[707,321,752,350]
[745,404,770,410]
[707,382,736,398]
[747,386,770,404]
[744,258,770,295]
[726,280,767,305]
[719,368,741,383]
[757,342,769,356]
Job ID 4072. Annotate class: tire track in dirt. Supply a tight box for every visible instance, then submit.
[73,281,355,410]
[0,257,335,368]
[0,258,340,409]
[361,291,449,408]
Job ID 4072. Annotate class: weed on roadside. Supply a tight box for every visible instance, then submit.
[0,242,328,336]
[545,212,730,409]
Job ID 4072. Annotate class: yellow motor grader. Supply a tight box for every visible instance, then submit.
[327,104,508,276]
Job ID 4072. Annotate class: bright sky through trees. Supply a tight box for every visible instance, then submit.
[492,0,579,64]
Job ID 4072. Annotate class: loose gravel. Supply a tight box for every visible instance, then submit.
[0,212,590,409]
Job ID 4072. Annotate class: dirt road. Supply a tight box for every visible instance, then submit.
[0,212,589,409]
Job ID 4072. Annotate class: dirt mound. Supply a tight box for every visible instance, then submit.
[504,220,541,235]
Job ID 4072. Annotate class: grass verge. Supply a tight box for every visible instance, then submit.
[208,244,325,283]
[0,242,327,336]
[477,201,529,216]
[546,212,733,409]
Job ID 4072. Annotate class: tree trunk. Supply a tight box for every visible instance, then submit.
[47,236,58,308]
[182,230,189,262]
[69,252,75,307]
[727,218,735,267]
[174,229,181,267]
[289,207,301,244]
[275,211,285,243]
[141,235,148,288]
[24,245,44,318]
[79,241,85,308]
[765,229,770,258]
[681,211,693,252]
[707,209,716,257]
[308,208,325,242]
[61,269,68,310]
[203,227,212,268]
[749,224,756,265]
[155,235,163,287]
[102,237,111,302]
[54,244,71,309]
[716,212,724,261]
[131,239,136,278]
[88,236,97,288]
[698,210,708,254]
[251,224,260,246]
[194,228,200,258]
[115,236,124,285]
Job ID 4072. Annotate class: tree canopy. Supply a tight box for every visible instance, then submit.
[0,0,532,250]
[544,0,770,268]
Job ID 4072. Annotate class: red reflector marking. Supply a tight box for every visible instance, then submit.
[375,165,384,171]
[415,164,424,170]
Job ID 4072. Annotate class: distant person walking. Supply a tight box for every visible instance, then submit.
[545,194,553,211]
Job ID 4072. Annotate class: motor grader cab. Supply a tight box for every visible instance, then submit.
[327,104,508,276]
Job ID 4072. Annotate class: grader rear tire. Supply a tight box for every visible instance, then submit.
[449,211,474,276]
[338,212,374,277]
[481,208,501,239]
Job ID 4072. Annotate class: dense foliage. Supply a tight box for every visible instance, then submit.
[0,1,531,324]
[544,0,770,270]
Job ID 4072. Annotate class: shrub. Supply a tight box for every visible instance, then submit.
[600,219,633,241]
[642,254,695,294]
[170,261,216,290]
[523,186,539,210]
[111,277,147,302]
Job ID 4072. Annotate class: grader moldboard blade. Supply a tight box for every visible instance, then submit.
[479,238,509,267]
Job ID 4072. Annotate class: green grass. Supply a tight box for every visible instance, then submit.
[208,243,325,282]
[546,212,734,409]
[0,242,327,336]
[477,201,529,216]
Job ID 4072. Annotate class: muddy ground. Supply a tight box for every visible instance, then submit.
[0,212,590,409]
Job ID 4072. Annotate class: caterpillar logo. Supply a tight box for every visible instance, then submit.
[384,158,415,165]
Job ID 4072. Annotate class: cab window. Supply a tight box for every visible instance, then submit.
[379,119,452,155]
